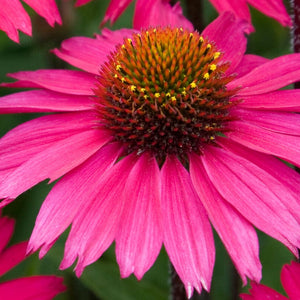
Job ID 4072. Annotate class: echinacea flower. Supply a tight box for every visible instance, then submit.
[0,6,300,297]
[103,0,292,33]
[0,211,66,299]
[0,0,93,43]
[240,261,300,300]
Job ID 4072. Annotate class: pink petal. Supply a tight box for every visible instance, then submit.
[0,216,15,253]
[53,36,119,74]
[238,89,300,111]
[0,90,93,114]
[0,112,96,179]
[0,241,28,276]
[230,108,300,135]
[202,145,300,255]
[247,0,292,27]
[28,142,122,259]
[0,129,111,202]
[227,120,300,167]
[133,0,193,30]
[281,261,300,300]
[218,138,300,224]
[97,28,137,45]
[161,156,215,296]
[75,0,94,6]
[209,0,253,32]
[60,153,137,276]
[202,12,248,75]
[240,282,287,300]
[102,0,132,25]
[0,276,66,300]
[22,0,62,26]
[115,152,162,279]
[189,153,261,284]
[228,54,300,95]
[235,55,269,79]
[3,70,96,95]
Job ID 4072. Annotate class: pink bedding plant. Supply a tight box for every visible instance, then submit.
[0,0,93,43]
[0,1,299,297]
[103,0,292,33]
[0,211,65,299]
[241,261,300,300]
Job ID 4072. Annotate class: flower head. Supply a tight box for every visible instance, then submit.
[0,8,300,298]
[0,211,66,299]
[241,261,300,300]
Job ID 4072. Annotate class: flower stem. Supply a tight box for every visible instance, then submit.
[169,264,187,300]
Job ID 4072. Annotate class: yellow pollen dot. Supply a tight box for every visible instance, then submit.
[154,93,160,98]
[121,77,126,82]
[206,44,212,49]
[199,36,204,42]
[210,136,215,140]
[166,92,171,97]
[114,74,118,78]
[140,88,146,93]
[182,91,186,96]
[144,95,148,99]
[153,28,157,33]
[121,44,125,49]
[146,31,149,35]
[189,33,193,38]
[171,96,177,102]
[130,85,136,91]
[214,52,221,59]
[180,27,183,32]
[190,81,197,88]
[116,64,121,71]
[127,38,132,43]
[209,64,217,71]
[203,73,210,80]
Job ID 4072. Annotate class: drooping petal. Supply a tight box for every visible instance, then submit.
[0,241,28,276]
[0,276,66,300]
[238,90,300,112]
[28,142,122,259]
[235,55,269,79]
[202,12,248,75]
[0,90,93,114]
[101,0,133,25]
[2,70,96,95]
[22,0,62,27]
[189,153,261,284]
[133,0,193,30]
[201,145,300,255]
[115,152,162,279]
[247,0,292,27]
[240,282,287,300]
[161,156,215,296]
[60,153,138,276]
[228,54,300,95]
[227,120,300,167]
[0,216,15,253]
[0,129,111,202]
[281,262,300,300]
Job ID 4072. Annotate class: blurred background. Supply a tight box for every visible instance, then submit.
[0,0,295,299]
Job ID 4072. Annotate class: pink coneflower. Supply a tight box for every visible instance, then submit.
[0,0,93,43]
[0,7,300,297]
[103,0,292,32]
[0,212,66,299]
[241,261,300,300]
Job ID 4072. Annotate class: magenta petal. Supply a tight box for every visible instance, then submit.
[235,55,269,79]
[22,0,62,26]
[4,70,96,95]
[0,241,28,276]
[0,216,15,253]
[116,152,162,279]
[0,129,110,201]
[161,156,215,296]
[240,282,287,300]
[53,36,118,74]
[202,145,300,254]
[102,0,132,25]
[281,261,300,300]
[28,142,122,259]
[202,12,248,75]
[0,90,93,114]
[227,120,300,167]
[60,153,137,276]
[189,153,261,284]
[75,0,93,6]
[0,276,66,300]
[238,90,300,111]
[133,0,193,30]
[228,54,300,95]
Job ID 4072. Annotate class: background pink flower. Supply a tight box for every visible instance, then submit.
[0,211,66,299]
[241,261,300,300]
[0,5,299,299]
[103,0,292,32]
[0,0,93,43]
